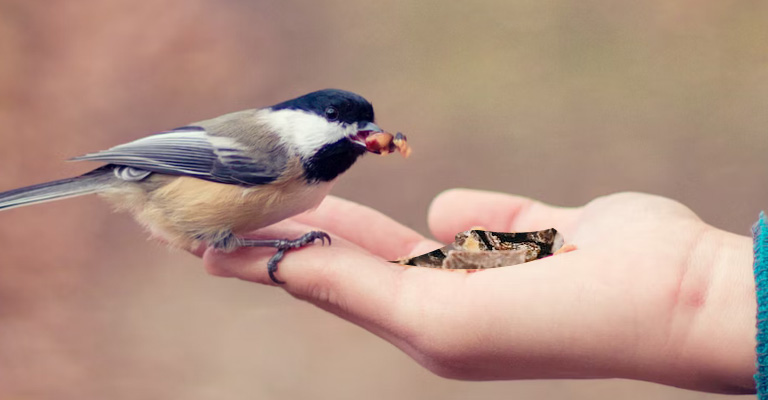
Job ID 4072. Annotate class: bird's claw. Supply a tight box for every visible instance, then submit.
[266,230,331,284]
[267,250,287,285]
[310,231,332,247]
[284,230,330,248]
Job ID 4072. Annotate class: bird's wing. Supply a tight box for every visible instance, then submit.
[72,127,287,185]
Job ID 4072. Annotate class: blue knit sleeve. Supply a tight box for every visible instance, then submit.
[753,212,768,398]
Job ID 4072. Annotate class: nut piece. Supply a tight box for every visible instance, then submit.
[365,132,394,154]
[395,228,565,269]
[442,249,530,269]
[393,132,412,158]
[364,132,412,157]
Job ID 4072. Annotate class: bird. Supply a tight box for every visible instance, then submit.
[0,89,408,283]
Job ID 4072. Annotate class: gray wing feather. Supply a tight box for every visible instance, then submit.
[72,127,284,185]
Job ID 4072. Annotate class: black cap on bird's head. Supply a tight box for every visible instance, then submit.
[270,89,376,126]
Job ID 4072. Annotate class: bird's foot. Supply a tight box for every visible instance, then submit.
[239,231,331,284]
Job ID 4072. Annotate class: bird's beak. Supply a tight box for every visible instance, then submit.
[357,122,383,134]
[350,122,384,152]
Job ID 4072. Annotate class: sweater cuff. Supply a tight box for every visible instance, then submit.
[753,212,768,397]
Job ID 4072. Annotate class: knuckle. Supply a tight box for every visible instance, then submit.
[291,260,348,310]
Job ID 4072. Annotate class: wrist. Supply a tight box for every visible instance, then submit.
[674,226,756,393]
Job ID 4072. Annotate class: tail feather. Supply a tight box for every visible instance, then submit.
[0,168,115,211]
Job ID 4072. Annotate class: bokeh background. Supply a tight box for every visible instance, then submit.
[0,1,766,399]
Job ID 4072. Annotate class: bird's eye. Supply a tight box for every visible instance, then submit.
[325,106,339,121]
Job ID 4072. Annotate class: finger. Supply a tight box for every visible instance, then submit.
[428,189,583,243]
[202,219,434,281]
[202,223,450,341]
[294,196,425,260]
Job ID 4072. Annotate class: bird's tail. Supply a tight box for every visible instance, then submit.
[0,167,115,211]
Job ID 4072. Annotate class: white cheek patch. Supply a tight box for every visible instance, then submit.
[259,109,355,157]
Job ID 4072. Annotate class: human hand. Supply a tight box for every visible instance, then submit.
[199,190,756,394]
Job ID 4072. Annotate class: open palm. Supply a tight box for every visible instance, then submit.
[200,189,755,394]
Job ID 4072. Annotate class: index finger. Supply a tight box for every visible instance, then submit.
[294,196,427,260]
[428,189,583,243]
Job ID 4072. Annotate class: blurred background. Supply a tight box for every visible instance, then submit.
[0,1,766,399]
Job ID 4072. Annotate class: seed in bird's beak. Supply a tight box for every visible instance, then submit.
[393,132,411,158]
[364,132,394,154]
[364,132,412,158]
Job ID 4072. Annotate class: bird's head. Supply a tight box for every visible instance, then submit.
[264,89,396,182]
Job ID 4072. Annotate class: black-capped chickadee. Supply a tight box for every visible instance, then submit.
[0,89,409,283]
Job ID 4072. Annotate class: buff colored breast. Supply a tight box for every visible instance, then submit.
[100,173,334,250]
